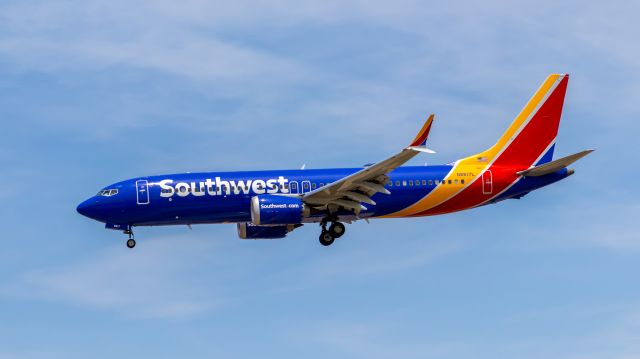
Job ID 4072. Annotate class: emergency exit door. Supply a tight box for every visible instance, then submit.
[482,170,493,195]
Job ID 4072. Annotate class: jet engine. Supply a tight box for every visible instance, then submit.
[250,194,308,225]
[237,222,298,239]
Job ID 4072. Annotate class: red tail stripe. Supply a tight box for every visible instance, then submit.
[409,76,568,216]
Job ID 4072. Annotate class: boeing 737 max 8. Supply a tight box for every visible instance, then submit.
[77,74,592,248]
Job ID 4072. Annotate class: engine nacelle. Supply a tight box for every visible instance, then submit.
[237,222,296,239]
[250,194,307,225]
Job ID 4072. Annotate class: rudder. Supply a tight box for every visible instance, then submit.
[471,74,569,167]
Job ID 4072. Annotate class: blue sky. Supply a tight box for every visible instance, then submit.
[0,1,638,358]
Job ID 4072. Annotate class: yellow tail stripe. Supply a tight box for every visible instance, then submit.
[381,74,561,218]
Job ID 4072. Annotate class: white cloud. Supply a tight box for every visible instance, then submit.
[0,30,309,84]
[1,0,637,159]
[573,203,640,252]
[287,319,392,357]
[2,223,464,320]
[303,235,463,279]
[8,234,228,319]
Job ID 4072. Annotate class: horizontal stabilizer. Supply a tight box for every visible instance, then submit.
[517,149,594,177]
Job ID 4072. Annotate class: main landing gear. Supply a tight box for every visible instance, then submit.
[124,229,136,249]
[319,217,346,246]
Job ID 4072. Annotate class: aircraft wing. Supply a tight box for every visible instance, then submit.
[302,115,435,214]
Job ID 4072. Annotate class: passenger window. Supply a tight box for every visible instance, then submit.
[448,180,452,184]
[454,179,459,184]
[422,180,426,185]
[461,179,465,184]
[395,181,400,186]
[409,180,414,186]
[388,181,393,187]
[428,180,433,185]
[402,181,407,186]
[312,183,317,189]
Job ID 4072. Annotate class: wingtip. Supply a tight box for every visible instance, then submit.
[407,146,436,154]
[409,114,435,147]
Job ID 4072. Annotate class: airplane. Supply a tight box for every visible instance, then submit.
[77,74,592,249]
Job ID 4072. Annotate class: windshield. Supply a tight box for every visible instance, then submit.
[97,189,119,197]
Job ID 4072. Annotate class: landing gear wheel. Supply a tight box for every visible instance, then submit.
[319,231,335,246]
[329,222,346,238]
[124,227,136,249]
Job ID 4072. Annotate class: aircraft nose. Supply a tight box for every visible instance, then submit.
[76,198,98,219]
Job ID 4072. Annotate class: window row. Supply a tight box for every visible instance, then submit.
[387,178,464,187]
[159,179,465,194]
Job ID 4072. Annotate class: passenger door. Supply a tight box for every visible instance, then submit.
[136,180,150,205]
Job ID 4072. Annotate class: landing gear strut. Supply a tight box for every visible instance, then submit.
[319,216,346,246]
[124,229,136,249]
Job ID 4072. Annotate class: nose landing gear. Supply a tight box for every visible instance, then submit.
[126,238,136,248]
[124,229,136,249]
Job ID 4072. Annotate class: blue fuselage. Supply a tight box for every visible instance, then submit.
[77,165,569,228]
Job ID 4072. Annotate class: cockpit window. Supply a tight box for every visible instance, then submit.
[98,189,119,197]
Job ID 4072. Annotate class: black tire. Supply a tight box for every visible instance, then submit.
[126,239,136,248]
[319,231,335,246]
[329,222,346,238]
